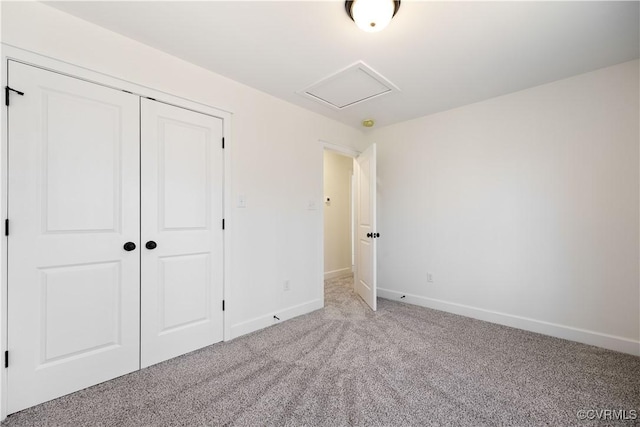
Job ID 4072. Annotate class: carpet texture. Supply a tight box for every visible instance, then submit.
[3,275,639,426]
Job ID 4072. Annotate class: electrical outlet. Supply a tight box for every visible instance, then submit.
[307,200,317,210]
[283,280,290,291]
[427,272,434,283]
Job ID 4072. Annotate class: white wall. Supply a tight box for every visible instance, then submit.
[373,60,640,355]
[0,2,365,339]
[323,151,353,279]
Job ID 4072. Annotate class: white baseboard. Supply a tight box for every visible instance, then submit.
[378,288,640,356]
[324,268,352,280]
[229,298,324,340]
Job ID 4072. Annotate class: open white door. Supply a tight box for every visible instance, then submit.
[7,61,141,413]
[355,143,377,311]
[140,99,224,368]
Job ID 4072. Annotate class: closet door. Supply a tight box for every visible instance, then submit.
[140,99,224,368]
[7,61,141,413]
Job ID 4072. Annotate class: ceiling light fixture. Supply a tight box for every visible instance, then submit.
[345,0,401,33]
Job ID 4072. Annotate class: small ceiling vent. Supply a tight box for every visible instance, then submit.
[299,61,399,110]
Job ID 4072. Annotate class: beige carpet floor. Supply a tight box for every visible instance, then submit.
[3,275,639,426]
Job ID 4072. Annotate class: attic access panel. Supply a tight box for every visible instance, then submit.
[299,61,399,110]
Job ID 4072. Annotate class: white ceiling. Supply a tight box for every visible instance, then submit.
[46,1,639,130]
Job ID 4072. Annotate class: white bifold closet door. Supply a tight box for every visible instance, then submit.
[7,61,224,414]
[140,99,224,368]
[7,61,141,413]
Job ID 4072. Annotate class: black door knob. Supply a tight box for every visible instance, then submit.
[374,233,380,238]
[367,232,373,238]
[123,242,136,251]
[145,241,157,250]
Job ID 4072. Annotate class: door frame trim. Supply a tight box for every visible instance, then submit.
[1,44,233,420]
[320,140,360,158]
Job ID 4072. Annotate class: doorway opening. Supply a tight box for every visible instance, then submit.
[323,150,356,297]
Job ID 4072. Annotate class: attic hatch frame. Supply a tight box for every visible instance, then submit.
[297,61,400,110]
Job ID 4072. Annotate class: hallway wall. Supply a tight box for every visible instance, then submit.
[323,151,353,279]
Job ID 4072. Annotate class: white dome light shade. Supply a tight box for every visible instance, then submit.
[348,0,400,33]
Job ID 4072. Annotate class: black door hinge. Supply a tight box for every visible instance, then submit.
[4,351,8,368]
[5,86,25,107]
[222,300,225,311]
[5,219,9,236]
[222,219,225,230]
[222,137,225,149]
